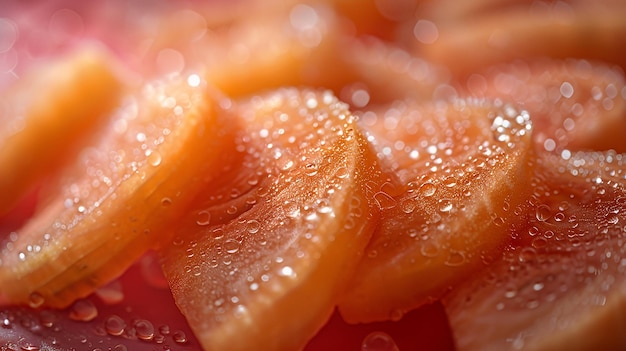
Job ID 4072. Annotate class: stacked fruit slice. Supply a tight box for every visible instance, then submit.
[160,88,383,351]
[2,2,626,351]
[0,51,236,309]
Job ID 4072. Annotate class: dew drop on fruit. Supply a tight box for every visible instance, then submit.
[246,219,261,234]
[418,182,437,197]
[196,210,211,226]
[28,292,44,309]
[535,204,552,222]
[420,242,439,258]
[438,199,453,213]
[147,151,162,167]
[400,198,415,214]
[161,197,172,207]
[374,191,396,210]
[69,299,97,322]
[445,251,466,267]
[361,331,399,351]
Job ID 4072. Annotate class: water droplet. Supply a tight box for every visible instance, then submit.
[134,319,155,340]
[535,204,551,222]
[161,197,172,207]
[69,299,98,322]
[420,242,439,257]
[28,292,44,308]
[196,210,211,226]
[279,266,296,278]
[304,163,319,176]
[159,325,170,335]
[445,251,465,266]
[443,176,457,187]
[336,166,350,179]
[374,191,396,210]
[438,199,453,213]
[418,182,437,197]
[173,330,187,344]
[361,331,400,351]
[224,239,240,254]
[147,151,162,167]
[1,314,11,328]
[38,310,56,328]
[400,199,415,213]
[246,220,261,234]
[105,315,126,336]
[17,339,39,351]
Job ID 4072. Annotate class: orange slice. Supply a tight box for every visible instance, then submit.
[0,73,235,308]
[0,47,122,215]
[159,88,383,351]
[461,58,626,153]
[444,150,626,351]
[338,98,534,323]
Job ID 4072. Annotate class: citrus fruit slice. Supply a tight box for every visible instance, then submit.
[417,4,626,77]
[0,72,235,308]
[461,58,626,153]
[444,150,626,351]
[0,47,123,215]
[338,98,534,323]
[159,88,383,351]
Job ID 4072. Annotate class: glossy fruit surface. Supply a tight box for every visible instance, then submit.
[459,58,626,153]
[0,73,234,308]
[0,48,122,215]
[160,88,382,351]
[2,0,626,350]
[445,150,626,351]
[339,98,534,323]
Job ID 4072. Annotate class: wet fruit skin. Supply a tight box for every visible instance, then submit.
[160,88,384,351]
[0,74,236,309]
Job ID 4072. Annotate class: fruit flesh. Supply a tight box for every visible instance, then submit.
[444,150,626,351]
[160,88,383,351]
[0,73,235,308]
[0,48,123,215]
[2,0,626,350]
[339,98,534,323]
[417,1,626,78]
[458,58,626,153]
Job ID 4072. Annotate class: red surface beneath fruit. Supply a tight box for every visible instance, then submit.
[0,182,455,351]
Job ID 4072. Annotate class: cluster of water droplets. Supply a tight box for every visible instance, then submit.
[465,58,626,154]
[1,282,192,351]
[159,88,374,347]
[447,147,626,350]
[0,73,206,283]
[359,98,533,268]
